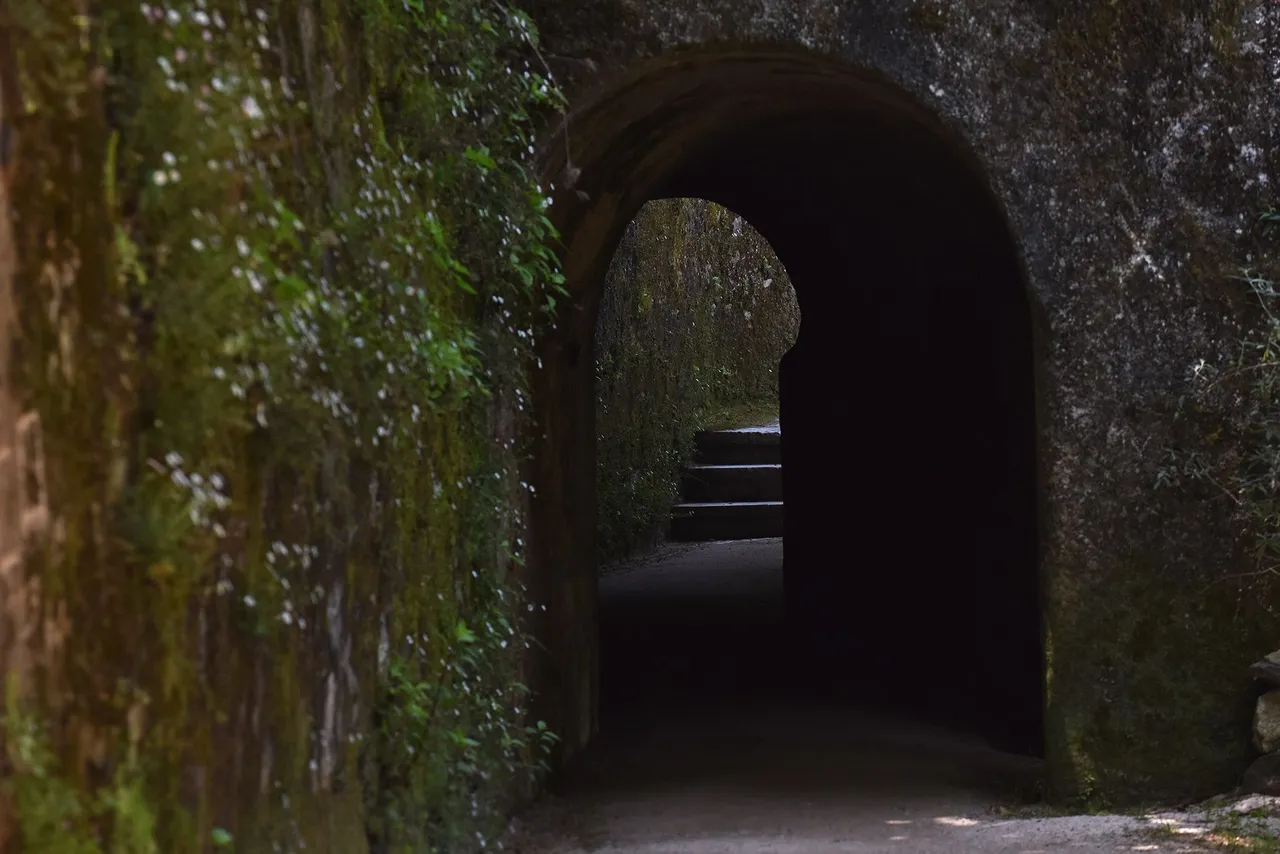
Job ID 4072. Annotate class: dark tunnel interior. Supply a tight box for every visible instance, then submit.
[593,99,1043,761]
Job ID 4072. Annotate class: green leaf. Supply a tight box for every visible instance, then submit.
[115,226,148,286]
[463,145,497,171]
[274,274,309,306]
[448,728,481,748]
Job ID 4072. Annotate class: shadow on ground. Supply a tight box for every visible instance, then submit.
[588,538,1039,797]
[514,540,1226,852]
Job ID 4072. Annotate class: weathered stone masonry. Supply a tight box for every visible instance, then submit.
[527,0,1280,801]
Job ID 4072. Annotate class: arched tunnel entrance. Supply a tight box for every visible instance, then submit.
[530,47,1044,772]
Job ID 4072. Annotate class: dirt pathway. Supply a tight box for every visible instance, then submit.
[507,540,1219,853]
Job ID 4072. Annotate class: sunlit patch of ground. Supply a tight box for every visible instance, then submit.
[1136,796,1280,852]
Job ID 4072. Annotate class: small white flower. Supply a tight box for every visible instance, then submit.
[241,95,264,120]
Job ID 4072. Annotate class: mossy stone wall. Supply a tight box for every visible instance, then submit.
[3,0,563,850]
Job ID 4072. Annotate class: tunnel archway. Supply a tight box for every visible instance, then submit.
[530,46,1045,763]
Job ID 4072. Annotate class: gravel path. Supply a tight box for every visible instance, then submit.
[507,539,1222,853]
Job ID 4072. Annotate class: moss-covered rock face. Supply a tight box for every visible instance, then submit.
[594,199,797,561]
[4,0,564,850]
[526,0,1280,806]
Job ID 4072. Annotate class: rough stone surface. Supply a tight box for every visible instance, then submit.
[1242,753,1280,796]
[528,0,1280,803]
[1254,692,1280,753]
[1249,651,1280,687]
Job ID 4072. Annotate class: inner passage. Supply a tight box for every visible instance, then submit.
[592,105,1042,762]
[594,198,799,561]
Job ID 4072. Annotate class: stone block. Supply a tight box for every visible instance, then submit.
[1254,691,1280,754]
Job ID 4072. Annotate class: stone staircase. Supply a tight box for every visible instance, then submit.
[669,425,783,541]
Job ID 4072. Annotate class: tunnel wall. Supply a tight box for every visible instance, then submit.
[529,1,1280,803]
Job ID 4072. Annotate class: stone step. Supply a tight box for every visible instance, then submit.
[668,501,784,542]
[693,428,781,466]
[681,464,782,504]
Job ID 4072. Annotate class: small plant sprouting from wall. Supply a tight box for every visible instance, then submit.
[594,199,799,562]
[364,605,559,852]
[1159,208,1280,609]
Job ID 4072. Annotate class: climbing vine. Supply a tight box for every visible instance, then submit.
[6,0,563,851]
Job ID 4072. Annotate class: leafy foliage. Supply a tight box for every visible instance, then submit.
[2,678,158,854]
[366,619,558,852]
[7,0,564,850]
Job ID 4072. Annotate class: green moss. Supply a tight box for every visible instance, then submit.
[8,0,564,850]
[700,399,780,432]
[906,3,955,33]
[2,677,160,854]
[1207,0,1249,59]
[1045,0,1259,89]
[1058,211,1280,806]
[1045,552,1275,806]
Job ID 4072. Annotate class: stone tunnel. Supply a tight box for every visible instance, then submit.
[524,1,1280,802]
[4,0,1280,837]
